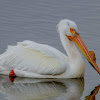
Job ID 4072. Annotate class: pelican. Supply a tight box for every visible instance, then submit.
[0,19,99,78]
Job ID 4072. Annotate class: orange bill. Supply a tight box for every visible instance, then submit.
[73,35,100,74]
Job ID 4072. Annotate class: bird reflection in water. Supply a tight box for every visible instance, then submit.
[0,76,84,100]
[85,85,100,100]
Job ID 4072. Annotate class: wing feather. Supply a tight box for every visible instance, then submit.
[0,40,68,75]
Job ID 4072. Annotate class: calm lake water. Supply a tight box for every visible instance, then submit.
[0,0,100,100]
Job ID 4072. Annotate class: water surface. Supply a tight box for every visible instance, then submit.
[0,0,100,100]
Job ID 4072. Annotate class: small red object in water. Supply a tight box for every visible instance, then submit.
[9,70,16,77]
[9,76,15,83]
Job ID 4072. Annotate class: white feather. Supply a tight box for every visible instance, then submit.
[0,40,68,76]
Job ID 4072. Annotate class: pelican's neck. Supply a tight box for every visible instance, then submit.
[59,33,82,59]
[59,33,85,78]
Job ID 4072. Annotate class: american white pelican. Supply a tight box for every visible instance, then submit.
[0,19,99,78]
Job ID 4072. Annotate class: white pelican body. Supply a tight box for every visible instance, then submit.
[0,19,99,78]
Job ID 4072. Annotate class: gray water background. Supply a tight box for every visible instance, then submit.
[0,0,100,100]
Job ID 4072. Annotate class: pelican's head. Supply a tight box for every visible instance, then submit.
[57,19,78,37]
[57,19,100,74]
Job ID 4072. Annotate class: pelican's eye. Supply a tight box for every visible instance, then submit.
[70,28,74,32]
[70,28,74,31]
[70,28,76,36]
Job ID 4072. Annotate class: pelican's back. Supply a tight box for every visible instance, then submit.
[0,40,68,77]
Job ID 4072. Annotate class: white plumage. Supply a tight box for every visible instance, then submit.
[0,40,68,75]
[0,19,86,78]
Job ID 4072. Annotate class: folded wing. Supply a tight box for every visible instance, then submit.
[0,40,68,75]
